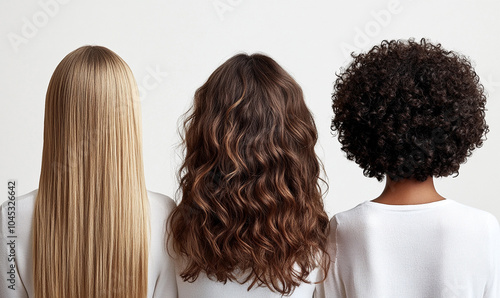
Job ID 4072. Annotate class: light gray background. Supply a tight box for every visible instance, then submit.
[1,0,499,220]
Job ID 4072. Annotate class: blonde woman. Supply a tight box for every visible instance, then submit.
[0,46,177,298]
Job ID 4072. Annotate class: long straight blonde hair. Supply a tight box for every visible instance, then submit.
[33,46,149,298]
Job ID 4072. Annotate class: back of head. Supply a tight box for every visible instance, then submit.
[169,53,329,295]
[332,38,488,181]
[34,46,149,298]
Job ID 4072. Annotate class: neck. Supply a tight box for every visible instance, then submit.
[372,176,445,205]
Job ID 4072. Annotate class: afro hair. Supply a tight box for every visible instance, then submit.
[331,38,488,181]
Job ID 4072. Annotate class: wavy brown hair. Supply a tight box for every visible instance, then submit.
[168,53,329,295]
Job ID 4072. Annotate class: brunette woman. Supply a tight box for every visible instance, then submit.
[168,53,330,297]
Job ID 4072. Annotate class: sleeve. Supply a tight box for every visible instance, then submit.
[0,201,29,298]
[312,266,325,298]
[484,215,500,297]
[316,216,345,298]
[152,197,178,298]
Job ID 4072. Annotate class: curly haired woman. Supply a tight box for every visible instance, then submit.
[322,39,500,297]
[168,53,330,297]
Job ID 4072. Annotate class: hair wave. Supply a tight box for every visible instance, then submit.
[168,53,329,295]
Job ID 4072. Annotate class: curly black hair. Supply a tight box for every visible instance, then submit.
[331,38,488,181]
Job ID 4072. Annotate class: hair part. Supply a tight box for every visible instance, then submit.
[33,46,150,298]
[168,53,329,295]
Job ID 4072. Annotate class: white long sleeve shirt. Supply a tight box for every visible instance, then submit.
[174,260,323,298]
[319,199,500,298]
[0,190,177,298]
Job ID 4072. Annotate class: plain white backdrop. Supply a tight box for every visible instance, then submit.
[1,0,499,221]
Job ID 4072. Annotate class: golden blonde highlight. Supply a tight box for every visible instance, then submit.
[33,46,149,298]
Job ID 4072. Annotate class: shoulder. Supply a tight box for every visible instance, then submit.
[1,189,37,218]
[445,200,499,229]
[147,190,175,214]
[146,190,176,234]
[0,190,37,253]
[326,203,371,255]
[1,189,37,207]
[329,201,371,229]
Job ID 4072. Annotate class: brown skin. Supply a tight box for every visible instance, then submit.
[372,177,446,205]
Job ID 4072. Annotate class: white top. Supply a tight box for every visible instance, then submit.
[319,199,500,298]
[173,246,325,298]
[0,189,177,298]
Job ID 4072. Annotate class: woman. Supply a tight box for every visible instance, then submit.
[0,46,176,298]
[168,53,330,297]
[324,39,500,297]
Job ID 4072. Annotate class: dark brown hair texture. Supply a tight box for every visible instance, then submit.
[168,53,329,295]
[331,39,488,181]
